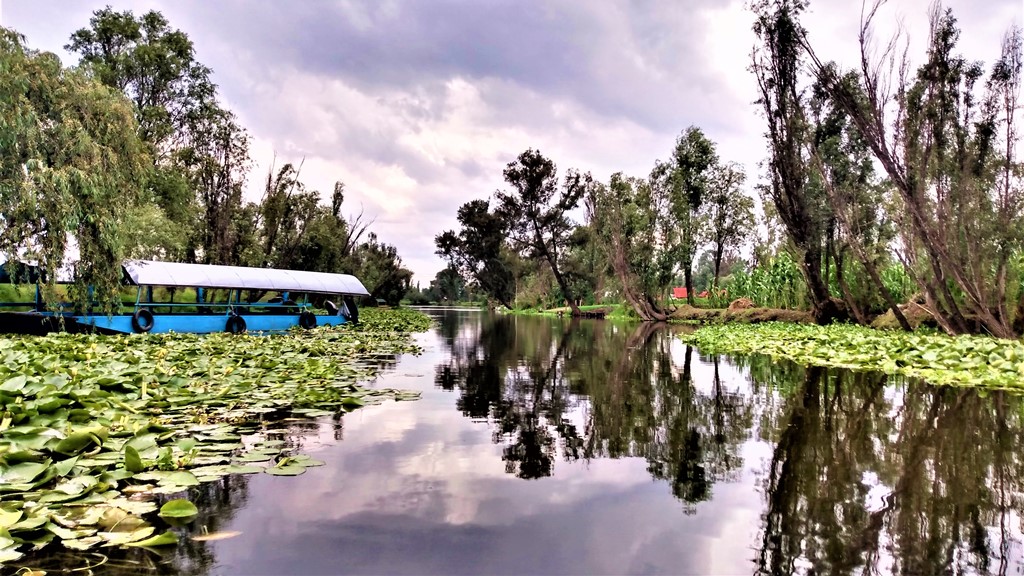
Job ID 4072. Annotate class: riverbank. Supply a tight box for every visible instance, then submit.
[508,304,635,320]
[681,322,1024,389]
[506,301,814,324]
[668,303,813,324]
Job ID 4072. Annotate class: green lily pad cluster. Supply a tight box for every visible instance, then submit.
[680,322,1024,389]
[0,308,431,563]
[350,307,434,333]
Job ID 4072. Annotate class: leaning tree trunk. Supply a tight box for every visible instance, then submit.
[531,222,581,316]
[801,244,845,325]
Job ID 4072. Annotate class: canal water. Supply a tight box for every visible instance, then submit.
[32,309,1024,574]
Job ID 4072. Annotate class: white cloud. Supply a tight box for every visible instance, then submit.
[4,0,1019,283]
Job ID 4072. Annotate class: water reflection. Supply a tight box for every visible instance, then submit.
[750,359,1024,575]
[434,311,1024,574]
[12,310,1024,574]
[435,314,752,510]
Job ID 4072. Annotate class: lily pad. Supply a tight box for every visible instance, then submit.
[158,499,199,519]
[264,465,306,476]
[126,531,178,547]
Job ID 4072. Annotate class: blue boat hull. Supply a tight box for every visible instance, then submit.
[73,313,347,334]
[0,312,347,335]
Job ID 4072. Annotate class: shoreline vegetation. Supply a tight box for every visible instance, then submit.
[0,307,431,564]
[429,3,1022,339]
[679,322,1024,390]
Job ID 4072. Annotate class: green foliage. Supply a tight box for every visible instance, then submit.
[496,149,591,312]
[66,8,216,157]
[592,173,676,320]
[0,308,429,558]
[722,252,806,309]
[349,233,413,305]
[0,28,149,313]
[682,322,1024,389]
[436,199,517,308]
[704,162,754,285]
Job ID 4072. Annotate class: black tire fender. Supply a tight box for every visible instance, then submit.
[298,310,317,329]
[343,296,359,324]
[131,308,154,333]
[226,314,247,334]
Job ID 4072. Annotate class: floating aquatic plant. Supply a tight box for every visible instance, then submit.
[0,307,431,562]
[681,322,1024,390]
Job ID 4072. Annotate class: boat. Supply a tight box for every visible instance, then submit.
[0,260,369,335]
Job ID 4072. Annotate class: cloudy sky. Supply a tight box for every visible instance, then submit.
[2,0,1020,284]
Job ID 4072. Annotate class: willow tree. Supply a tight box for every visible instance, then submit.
[68,8,250,266]
[751,0,845,324]
[807,3,1023,337]
[0,29,148,312]
[592,173,677,321]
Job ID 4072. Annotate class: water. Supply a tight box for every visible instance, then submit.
[26,310,1024,574]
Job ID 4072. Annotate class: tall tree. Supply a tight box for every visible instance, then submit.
[592,174,676,321]
[177,107,251,265]
[751,0,845,324]
[705,162,755,286]
[68,7,250,266]
[0,29,148,312]
[66,8,216,157]
[496,149,591,316]
[807,3,1023,337]
[806,74,912,329]
[662,127,717,305]
[435,199,516,308]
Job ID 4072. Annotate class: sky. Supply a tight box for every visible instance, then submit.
[1,0,1021,285]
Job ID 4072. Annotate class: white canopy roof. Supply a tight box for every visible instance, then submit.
[123,260,369,296]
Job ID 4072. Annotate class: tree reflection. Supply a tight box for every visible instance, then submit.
[433,313,752,508]
[749,356,1024,575]
[435,311,1024,573]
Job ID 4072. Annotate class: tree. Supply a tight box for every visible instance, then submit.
[705,162,755,286]
[0,29,148,312]
[67,8,216,157]
[751,0,846,324]
[592,174,676,321]
[431,266,467,303]
[351,233,412,305]
[288,181,370,274]
[806,74,912,329]
[435,199,516,308]
[67,7,251,267]
[806,3,1023,336]
[177,107,251,265]
[496,149,591,316]
[246,161,320,269]
[662,127,717,306]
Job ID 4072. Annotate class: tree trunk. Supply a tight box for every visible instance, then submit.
[684,265,695,306]
[713,243,725,287]
[1013,292,1024,338]
[859,252,913,332]
[831,247,866,325]
[532,224,580,316]
[801,244,845,325]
